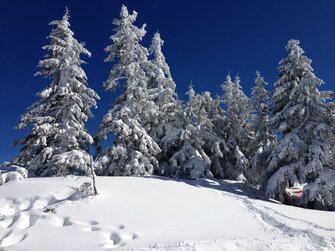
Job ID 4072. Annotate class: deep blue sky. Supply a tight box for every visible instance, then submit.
[1,0,335,162]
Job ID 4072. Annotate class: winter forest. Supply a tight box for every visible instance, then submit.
[3,5,335,212]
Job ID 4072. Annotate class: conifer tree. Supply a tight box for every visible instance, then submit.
[262,40,335,208]
[185,87,228,178]
[14,9,99,176]
[144,32,186,175]
[246,71,275,184]
[147,32,177,122]
[221,75,251,180]
[167,86,213,179]
[95,5,160,176]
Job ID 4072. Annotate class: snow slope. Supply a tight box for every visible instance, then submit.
[0,176,334,250]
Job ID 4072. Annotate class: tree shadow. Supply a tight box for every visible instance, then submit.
[140,175,280,203]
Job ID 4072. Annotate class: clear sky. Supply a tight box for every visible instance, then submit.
[1,0,335,162]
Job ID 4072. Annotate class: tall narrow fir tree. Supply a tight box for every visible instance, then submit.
[14,9,99,176]
[246,71,275,184]
[95,5,160,176]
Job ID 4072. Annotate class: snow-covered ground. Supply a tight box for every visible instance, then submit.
[0,176,334,251]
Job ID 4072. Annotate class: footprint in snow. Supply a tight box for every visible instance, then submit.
[0,196,140,249]
[0,230,27,248]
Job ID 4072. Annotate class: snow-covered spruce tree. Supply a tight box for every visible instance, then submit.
[221,74,252,181]
[95,5,160,176]
[246,71,275,185]
[14,9,99,176]
[261,39,335,209]
[184,86,231,179]
[142,32,196,177]
[147,32,178,127]
[166,86,214,179]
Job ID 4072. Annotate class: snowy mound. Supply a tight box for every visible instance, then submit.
[0,176,334,250]
[0,166,28,185]
[304,168,335,210]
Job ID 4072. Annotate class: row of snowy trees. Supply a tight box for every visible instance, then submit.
[13,6,335,210]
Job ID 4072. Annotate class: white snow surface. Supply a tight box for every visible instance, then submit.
[0,176,334,251]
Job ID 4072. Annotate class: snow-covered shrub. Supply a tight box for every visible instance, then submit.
[0,166,28,185]
[71,181,96,197]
